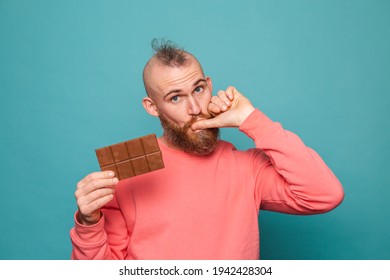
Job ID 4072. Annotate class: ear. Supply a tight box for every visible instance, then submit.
[142,97,159,117]
[206,76,213,93]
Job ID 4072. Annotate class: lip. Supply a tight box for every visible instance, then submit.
[186,116,209,132]
[188,125,203,132]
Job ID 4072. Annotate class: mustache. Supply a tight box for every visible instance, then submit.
[183,113,212,131]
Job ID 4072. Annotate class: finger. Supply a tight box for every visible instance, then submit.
[79,193,114,217]
[77,171,116,190]
[225,86,238,100]
[75,177,118,199]
[77,187,115,208]
[208,103,222,116]
[210,96,229,112]
[217,90,231,107]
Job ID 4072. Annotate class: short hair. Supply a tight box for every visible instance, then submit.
[151,38,188,66]
[143,39,202,97]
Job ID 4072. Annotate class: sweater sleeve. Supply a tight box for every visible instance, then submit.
[239,109,344,214]
[69,192,129,259]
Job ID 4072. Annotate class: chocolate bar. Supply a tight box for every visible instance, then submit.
[95,134,164,180]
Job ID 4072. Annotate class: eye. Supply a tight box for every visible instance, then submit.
[171,95,180,103]
[194,86,203,94]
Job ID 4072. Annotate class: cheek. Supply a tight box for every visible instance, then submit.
[160,109,188,127]
[198,92,212,112]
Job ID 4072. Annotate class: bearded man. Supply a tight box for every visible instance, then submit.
[70,39,344,260]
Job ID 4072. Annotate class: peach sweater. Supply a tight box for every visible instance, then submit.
[70,109,344,259]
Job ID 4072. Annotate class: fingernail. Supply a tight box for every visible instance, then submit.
[112,178,118,184]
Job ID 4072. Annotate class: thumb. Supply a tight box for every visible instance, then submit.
[191,118,221,131]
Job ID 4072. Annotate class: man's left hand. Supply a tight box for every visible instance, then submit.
[192,86,255,130]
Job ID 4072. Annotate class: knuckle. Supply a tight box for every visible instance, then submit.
[90,200,102,212]
[90,180,97,188]
[76,195,86,207]
[211,95,219,102]
[76,181,83,190]
[85,173,95,181]
[87,171,102,181]
[78,203,85,211]
[81,205,92,215]
[78,203,87,214]
[89,179,101,189]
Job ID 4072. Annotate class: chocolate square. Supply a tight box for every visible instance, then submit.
[96,146,115,167]
[111,142,129,162]
[116,160,134,180]
[141,134,160,153]
[131,156,149,176]
[126,138,144,158]
[146,151,164,171]
[101,164,118,177]
[95,134,164,180]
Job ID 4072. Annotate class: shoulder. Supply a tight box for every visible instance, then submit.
[216,139,236,150]
[216,140,269,162]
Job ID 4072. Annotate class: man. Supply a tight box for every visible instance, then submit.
[70,40,344,259]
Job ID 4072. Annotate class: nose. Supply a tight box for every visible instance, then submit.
[187,96,201,116]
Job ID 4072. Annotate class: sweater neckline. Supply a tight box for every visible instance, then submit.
[157,137,219,159]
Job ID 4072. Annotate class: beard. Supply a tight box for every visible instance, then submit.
[159,113,220,157]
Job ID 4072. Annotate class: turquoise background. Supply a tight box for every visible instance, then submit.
[1,0,389,260]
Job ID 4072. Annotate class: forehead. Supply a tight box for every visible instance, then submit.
[148,58,204,95]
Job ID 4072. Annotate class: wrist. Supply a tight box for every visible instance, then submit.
[76,211,102,226]
[237,105,255,126]
[239,108,275,143]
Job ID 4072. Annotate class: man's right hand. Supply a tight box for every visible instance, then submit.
[75,171,118,225]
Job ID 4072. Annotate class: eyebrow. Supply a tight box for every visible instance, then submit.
[164,78,207,98]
